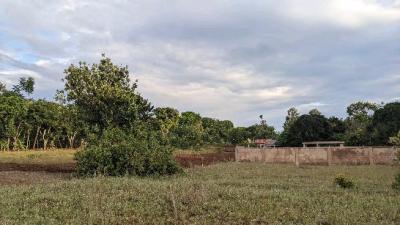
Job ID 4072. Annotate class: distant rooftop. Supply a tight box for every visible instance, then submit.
[302,141,345,148]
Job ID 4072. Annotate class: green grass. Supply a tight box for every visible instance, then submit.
[0,163,399,224]
[0,149,76,164]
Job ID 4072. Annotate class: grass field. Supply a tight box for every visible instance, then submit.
[0,149,76,164]
[0,162,399,224]
[0,146,223,165]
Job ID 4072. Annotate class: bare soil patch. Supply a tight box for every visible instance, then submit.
[0,163,76,173]
[174,151,235,168]
[0,151,234,185]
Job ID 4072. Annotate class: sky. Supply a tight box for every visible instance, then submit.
[0,0,399,130]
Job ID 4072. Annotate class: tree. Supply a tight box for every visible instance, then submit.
[202,117,234,144]
[153,107,179,138]
[171,111,204,148]
[0,94,27,150]
[371,102,400,145]
[12,77,35,96]
[283,108,299,131]
[344,101,378,146]
[309,108,321,116]
[246,115,276,140]
[0,82,6,93]
[26,100,62,149]
[218,120,234,143]
[228,127,251,145]
[278,107,299,146]
[347,102,378,118]
[63,55,182,177]
[259,115,266,126]
[247,124,277,140]
[286,114,333,146]
[63,54,152,133]
[328,116,346,141]
[62,105,86,148]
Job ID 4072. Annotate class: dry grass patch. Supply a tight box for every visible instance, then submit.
[0,149,76,164]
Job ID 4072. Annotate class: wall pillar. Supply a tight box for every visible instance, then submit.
[368,147,374,165]
[235,146,239,162]
[295,148,300,167]
[261,149,266,163]
[327,148,332,166]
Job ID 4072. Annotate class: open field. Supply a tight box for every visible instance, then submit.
[0,171,73,186]
[0,148,225,165]
[0,149,76,164]
[0,162,399,224]
[0,149,76,173]
[0,149,235,173]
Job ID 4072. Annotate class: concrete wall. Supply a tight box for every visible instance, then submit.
[235,146,397,165]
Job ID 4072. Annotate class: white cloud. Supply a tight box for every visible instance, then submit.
[35,60,51,67]
[0,0,399,128]
[297,102,328,112]
[0,69,42,88]
[284,0,400,28]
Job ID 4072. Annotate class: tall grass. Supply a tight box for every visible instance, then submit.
[0,163,399,224]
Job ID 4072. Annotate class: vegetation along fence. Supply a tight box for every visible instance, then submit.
[235,146,398,166]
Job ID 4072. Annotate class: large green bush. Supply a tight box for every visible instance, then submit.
[75,128,181,176]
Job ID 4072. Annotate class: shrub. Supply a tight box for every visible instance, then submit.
[75,128,182,176]
[395,149,400,165]
[334,174,355,189]
[393,174,400,191]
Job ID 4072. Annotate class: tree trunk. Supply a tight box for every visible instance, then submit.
[7,137,10,151]
[42,129,48,150]
[22,133,26,149]
[33,127,40,149]
[57,137,62,149]
[26,130,30,149]
[13,123,22,151]
[68,132,77,149]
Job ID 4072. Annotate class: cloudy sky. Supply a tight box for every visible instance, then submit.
[0,0,399,129]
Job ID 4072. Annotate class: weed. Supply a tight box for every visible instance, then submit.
[334,174,355,189]
[393,173,400,191]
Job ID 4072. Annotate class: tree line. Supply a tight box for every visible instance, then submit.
[1,55,400,153]
[0,84,275,151]
[277,101,400,147]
